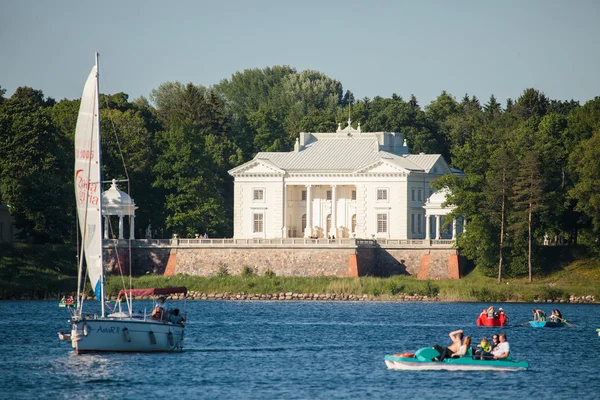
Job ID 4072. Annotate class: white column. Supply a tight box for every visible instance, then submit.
[283,184,287,238]
[118,215,124,239]
[305,185,312,238]
[330,185,337,237]
[452,218,456,239]
[103,216,109,239]
[463,218,467,234]
[130,215,135,239]
[435,215,440,239]
[425,213,430,241]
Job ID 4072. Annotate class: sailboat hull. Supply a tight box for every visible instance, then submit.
[71,318,184,353]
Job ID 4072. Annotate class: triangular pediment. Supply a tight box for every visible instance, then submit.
[429,157,451,174]
[228,158,285,177]
[353,159,410,174]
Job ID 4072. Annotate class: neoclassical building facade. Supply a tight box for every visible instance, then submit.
[228,122,463,240]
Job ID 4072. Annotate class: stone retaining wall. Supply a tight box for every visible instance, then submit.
[174,248,352,276]
[103,245,460,278]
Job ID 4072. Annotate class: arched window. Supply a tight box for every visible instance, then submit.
[301,214,307,233]
[326,214,331,235]
[351,214,356,233]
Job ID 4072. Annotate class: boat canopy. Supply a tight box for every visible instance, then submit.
[117,287,188,299]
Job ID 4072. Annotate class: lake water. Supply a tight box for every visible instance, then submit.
[0,300,598,399]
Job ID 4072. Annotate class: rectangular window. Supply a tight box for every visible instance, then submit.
[418,214,422,234]
[326,190,332,201]
[377,214,388,233]
[253,189,264,201]
[418,189,422,202]
[377,188,388,201]
[411,189,415,201]
[301,190,307,201]
[411,214,415,234]
[253,214,263,233]
[351,190,356,200]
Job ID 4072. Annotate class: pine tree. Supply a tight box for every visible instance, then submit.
[510,150,545,282]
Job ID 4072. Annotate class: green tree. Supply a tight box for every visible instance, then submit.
[568,130,600,253]
[483,94,502,120]
[153,92,238,237]
[510,149,545,282]
[486,145,514,282]
[0,87,71,243]
[511,88,549,120]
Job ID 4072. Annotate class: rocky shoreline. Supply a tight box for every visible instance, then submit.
[102,291,596,303]
[2,293,597,303]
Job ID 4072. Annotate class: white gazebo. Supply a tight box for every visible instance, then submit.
[423,187,464,240]
[102,179,138,239]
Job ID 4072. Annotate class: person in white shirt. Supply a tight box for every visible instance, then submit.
[152,295,167,320]
[491,333,510,360]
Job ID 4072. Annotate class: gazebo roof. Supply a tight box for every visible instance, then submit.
[102,179,137,215]
[423,187,455,215]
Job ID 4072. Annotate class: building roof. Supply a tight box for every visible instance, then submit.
[255,142,447,174]
[229,129,458,176]
[102,179,137,215]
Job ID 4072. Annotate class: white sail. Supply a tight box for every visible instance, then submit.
[74,65,104,304]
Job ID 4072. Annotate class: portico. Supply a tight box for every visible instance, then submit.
[423,187,464,240]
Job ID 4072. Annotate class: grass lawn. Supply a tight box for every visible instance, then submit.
[2,242,599,302]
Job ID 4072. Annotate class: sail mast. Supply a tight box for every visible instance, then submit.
[95,52,106,318]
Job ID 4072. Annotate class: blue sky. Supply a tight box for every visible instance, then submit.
[2,0,599,107]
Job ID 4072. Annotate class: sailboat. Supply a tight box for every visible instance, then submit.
[62,53,187,353]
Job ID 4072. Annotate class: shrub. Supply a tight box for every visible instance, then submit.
[264,269,276,278]
[414,282,439,297]
[540,286,565,301]
[470,287,505,302]
[216,262,229,277]
[241,265,255,277]
[387,281,405,295]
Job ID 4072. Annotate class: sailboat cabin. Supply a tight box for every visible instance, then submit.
[228,122,463,240]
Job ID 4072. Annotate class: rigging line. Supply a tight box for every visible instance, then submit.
[105,214,133,314]
[101,88,131,197]
[101,86,135,311]
[101,80,137,303]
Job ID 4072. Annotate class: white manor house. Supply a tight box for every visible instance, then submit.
[228,121,464,241]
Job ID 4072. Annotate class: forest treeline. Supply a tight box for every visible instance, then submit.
[1,66,600,280]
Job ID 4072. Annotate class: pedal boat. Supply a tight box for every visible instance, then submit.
[384,347,529,371]
[528,321,565,328]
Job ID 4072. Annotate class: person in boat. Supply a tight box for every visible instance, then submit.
[168,308,185,325]
[433,329,463,361]
[498,307,508,325]
[486,306,497,319]
[555,309,562,321]
[480,333,500,358]
[152,295,168,320]
[532,309,546,322]
[480,333,509,360]
[491,333,510,360]
[451,336,471,358]
[475,336,491,357]
[549,309,563,323]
